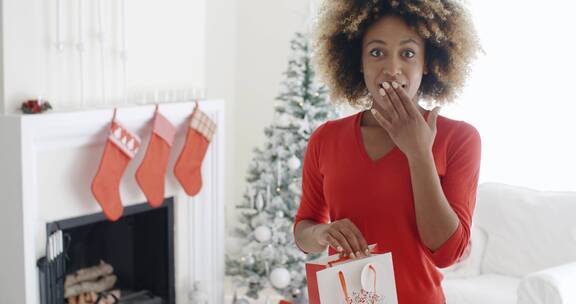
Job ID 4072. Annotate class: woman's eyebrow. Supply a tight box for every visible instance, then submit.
[365,38,420,47]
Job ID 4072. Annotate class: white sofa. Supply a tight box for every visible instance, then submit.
[440,182,576,304]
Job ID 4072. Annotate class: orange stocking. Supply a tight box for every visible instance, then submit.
[91,118,141,221]
[136,109,176,207]
[174,104,217,196]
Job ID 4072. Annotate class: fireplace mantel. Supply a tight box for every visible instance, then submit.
[0,100,226,304]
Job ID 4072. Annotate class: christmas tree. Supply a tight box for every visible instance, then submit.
[225,32,338,303]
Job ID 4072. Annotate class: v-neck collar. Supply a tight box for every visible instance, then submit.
[354,109,430,164]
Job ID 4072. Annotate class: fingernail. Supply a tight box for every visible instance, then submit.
[337,246,343,252]
[356,251,362,258]
[382,82,390,89]
[392,81,399,89]
[365,249,370,255]
[350,252,356,259]
[379,88,386,96]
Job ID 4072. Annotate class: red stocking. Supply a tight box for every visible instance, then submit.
[91,115,141,221]
[135,108,176,207]
[174,103,217,196]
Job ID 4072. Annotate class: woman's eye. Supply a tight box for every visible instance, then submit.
[403,50,416,58]
[369,49,383,57]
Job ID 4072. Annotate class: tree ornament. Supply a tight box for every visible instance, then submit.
[255,192,265,211]
[287,155,301,171]
[254,225,272,243]
[270,267,291,289]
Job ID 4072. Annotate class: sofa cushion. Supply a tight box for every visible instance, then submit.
[441,274,519,304]
[475,183,576,277]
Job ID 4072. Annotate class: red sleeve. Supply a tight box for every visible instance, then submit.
[425,122,482,268]
[293,123,331,253]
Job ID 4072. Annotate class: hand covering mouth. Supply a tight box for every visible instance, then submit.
[379,81,407,89]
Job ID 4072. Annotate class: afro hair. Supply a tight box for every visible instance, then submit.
[313,0,483,108]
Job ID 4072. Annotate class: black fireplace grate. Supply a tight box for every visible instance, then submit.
[37,230,67,304]
[38,198,175,304]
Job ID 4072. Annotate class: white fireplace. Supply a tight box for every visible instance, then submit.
[0,100,226,304]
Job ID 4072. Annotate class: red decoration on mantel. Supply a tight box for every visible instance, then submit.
[21,99,52,114]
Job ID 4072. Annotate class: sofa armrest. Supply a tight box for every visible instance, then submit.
[517,262,576,304]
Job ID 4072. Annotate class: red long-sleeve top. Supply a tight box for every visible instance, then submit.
[295,110,481,304]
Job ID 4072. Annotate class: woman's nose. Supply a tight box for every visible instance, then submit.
[380,69,402,80]
[381,59,402,78]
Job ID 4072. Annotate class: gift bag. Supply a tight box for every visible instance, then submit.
[306,244,398,304]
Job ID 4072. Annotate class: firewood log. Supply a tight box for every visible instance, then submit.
[64,275,117,298]
[65,261,114,287]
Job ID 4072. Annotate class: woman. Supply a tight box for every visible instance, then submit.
[294,0,482,303]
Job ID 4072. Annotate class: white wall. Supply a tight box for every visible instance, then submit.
[439,0,576,191]
[1,0,205,113]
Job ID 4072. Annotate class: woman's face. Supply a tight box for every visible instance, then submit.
[361,14,426,103]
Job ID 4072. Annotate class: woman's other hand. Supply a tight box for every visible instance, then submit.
[312,218,369,259]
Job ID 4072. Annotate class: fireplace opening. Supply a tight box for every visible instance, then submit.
[43,198,175,304]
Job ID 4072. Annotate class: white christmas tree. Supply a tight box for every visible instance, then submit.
[226,32,338,303]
